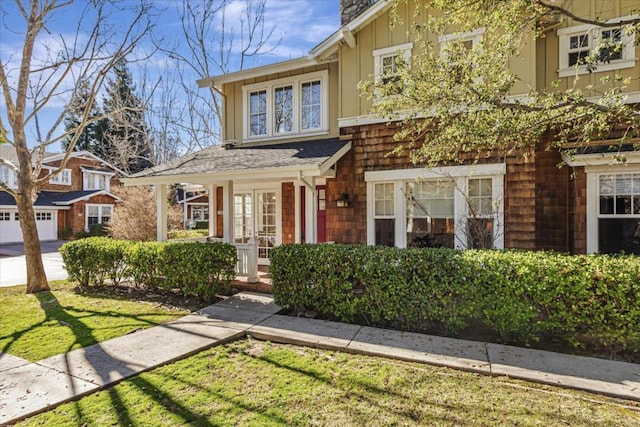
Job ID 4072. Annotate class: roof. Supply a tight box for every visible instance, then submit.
[125,138,352,185]
[0,190,120,207]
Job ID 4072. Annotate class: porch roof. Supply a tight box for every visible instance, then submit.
[123,138,352,186]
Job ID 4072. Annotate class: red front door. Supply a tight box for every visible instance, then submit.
[317,185,326,243]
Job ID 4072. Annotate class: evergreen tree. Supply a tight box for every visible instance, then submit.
[62,79,101,152]
[100,58,154,174]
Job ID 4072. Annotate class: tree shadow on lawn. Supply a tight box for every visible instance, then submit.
[0,290,184,361]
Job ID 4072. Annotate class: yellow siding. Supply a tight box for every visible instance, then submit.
[222,62,339,143]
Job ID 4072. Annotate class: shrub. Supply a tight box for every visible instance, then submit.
[168,229,209,239]
[58,227,72,240]
[270,244,640,357]
[61,238,237,299]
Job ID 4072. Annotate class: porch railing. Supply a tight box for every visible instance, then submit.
[234,236,259,283]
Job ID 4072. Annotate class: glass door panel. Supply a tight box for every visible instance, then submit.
[257,191,277,261]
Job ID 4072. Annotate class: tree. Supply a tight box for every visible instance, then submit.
[153,0,281,151]
[0,0,155,293]
[361,0,640,167]
[100,58,154,174]
[62,79,102,152]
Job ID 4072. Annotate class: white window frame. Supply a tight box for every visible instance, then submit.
[438,28,484,57]
[365,163,505,249]
[83,170,114,192]
[85,203,113,231]
[585,164,640,253]
[0,165,17,189]
[373,42,413,84]
[241,70,329,142]
[48,168,72,186]
[557,16,637,78]
[190,204,209,221]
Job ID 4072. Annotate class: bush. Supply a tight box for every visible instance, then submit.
[61,238,237,299]
[270,244,640,357]
[168,229,209,239]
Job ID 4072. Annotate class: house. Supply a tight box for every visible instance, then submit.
[0,145,127,244]
[125,0,640,261]
[176,185,210,228]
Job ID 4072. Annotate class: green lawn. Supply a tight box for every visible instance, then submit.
[0,281,199,361]
[18,339,640,426]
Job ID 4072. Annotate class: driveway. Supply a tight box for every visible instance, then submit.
[0,241,68,287]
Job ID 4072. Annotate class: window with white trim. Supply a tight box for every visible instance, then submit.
[35,212,52,221]
[438,28,484,83]
[83,172,111,191]
[597,173,640,254]
[373,42,413,94]
[49,168,72,185]
[86,204,112,229]
[191,205,209,221]
[367,165,504,249]
[242,70,328,141]
[557,18,637,77]
[0,165,17,188]
[374,182,396,246]
[0,212,10,221]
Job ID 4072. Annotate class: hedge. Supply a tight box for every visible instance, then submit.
[270,244,640,357]
[60,237,237,299]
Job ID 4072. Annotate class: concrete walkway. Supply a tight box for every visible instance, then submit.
[1,292,639,424]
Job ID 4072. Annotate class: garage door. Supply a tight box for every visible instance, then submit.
[0,210,57,243]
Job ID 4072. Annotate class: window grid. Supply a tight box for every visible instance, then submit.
[0,212,10,221]
[598,174,640,216]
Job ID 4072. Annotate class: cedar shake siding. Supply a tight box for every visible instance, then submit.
[332,121,581,252]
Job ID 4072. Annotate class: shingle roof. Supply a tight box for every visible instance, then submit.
[0,190,113,207]
[130,138,350,179]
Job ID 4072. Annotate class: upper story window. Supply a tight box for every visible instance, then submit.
[438,28,484,56]
[373,42,413,93]
[49,168,72,185]
[0,165,17,189]
[242,70,328,141]
[83,171,113,192]
[557,17,637,77]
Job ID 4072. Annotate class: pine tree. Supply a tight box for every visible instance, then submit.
[100,59,154,174]
[62,79,101,152]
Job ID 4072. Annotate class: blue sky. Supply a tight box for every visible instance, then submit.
[0,0,340,151]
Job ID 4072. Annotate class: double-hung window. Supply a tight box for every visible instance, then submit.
[49,168,72,185]
[373,182,396,246]
[243,70,328,141]
[0,165,17,188]
[557,17,637,77]
[373,42,413,95]
[86,204,112,230]
[597,173,640,254]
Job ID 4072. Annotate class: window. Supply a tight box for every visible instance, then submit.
[438,29,484,83]
[366,164,505,249]
[597,174,640,254]
[242,70,328,141]
[49,168,72,185]
[234,193,253,244]
[467,178,494,249]
[0,165,17,188]
[557,18,637,77]
[83,172,111,191]
[191,205,209,221]
[36,212,52,221]
[14,212,19,221]
[373,43,413,94]
[406,180,455,248]
[0,212,10,221]
[86,204,112,230]
[374,182,395,246]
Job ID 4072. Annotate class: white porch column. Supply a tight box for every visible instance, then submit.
[294,181,301,243]
[304,177,317,243]
[222,180,234,243]
[156,184,168,241]
[207,184,216,237]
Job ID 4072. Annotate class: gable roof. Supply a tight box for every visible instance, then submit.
[124,138,352,186]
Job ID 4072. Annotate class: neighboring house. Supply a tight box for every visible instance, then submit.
[126,0,640,261]
[0,145,127,244]
[177,186,210,227]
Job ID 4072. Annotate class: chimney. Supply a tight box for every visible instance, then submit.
[340,0,376,26]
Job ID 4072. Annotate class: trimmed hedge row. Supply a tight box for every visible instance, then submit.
[60,237,237,299]
[270,244,640,356]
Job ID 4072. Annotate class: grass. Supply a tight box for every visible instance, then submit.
[0,281,202,362]
[18,339,640,426]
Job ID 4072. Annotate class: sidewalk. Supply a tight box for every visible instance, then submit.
[1,292,639,424]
